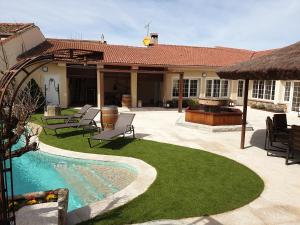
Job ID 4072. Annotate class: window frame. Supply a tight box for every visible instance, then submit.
[171,77,200,98]
[284,81,292,102]
[205,78,230,98]
[251,80,276,101]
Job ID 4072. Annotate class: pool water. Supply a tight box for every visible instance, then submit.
[9,136,137,211]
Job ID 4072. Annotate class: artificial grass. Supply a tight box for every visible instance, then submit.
[32,109,264,225]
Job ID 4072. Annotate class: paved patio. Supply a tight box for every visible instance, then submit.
[118,107,300,225]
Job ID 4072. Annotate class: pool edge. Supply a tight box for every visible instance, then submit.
[38,141,157,225]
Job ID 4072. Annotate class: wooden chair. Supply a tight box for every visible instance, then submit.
[273,113,290,133]
[287,125,300,165]
[265,116,289,156]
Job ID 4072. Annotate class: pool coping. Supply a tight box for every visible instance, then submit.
[38,141,157,225]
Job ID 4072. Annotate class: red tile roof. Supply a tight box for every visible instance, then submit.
[0,23,35,43]
[0,23,33,34]
[19,38,272,68]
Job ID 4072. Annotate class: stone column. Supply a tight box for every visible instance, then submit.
[131,67,138,107]
[97,65,104,108]
[230,80,238,102]
[274,80,284,104]
[57,63,68,108]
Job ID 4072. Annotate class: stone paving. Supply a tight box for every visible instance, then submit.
[118,107,300,225]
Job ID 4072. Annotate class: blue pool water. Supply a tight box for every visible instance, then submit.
[9,136,137,211]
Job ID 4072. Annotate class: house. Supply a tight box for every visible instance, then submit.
[0,22,298,112]
[0,23,45,71]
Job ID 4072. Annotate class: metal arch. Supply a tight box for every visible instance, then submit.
[0,48,103,224]
[0,54,54,225]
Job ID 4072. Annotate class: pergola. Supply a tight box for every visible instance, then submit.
[217,41,300,149]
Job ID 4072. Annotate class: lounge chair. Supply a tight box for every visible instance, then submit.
[43,108,99,135]
[88,113,135,147]
[42,104,92,124]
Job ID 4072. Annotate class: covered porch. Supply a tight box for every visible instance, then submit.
[96,65,174,108]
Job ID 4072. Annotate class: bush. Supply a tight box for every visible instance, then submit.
[187,99,200,110]
[165,98,198,109]
[265,104,273,112]
[24,79,45,112]
[256,103,265,110]
[250,102,257,108]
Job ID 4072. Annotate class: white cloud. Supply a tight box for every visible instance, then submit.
[0,0,299,50]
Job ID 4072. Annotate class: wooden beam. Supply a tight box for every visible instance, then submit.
[240,79,249,149]
[98,68,165,74]
[178,73,184,113]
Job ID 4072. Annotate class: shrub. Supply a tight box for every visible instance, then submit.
[265,104,273,112]
[256,103,265,110]
[24,79,45,112]
[250,102,257,108]
[187,99,200,110]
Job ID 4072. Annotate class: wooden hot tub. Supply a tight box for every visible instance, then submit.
[185,107,242,126]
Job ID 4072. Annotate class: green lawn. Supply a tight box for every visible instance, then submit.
[32,109,264,225]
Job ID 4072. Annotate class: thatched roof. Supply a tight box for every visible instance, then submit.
[217,41,300,80]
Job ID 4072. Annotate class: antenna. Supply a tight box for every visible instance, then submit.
[101,33,105,43]
[144,21,151,36]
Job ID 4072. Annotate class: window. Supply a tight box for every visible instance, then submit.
[189,80,198,97]
[237,80,244,97]
[284,81,291,102]
[183,79,189,97]
[221,80,229,97]
[292,82,300,111]
[205,79,230,98]
[172,79,179,97]
[172,79,199,98]
[252,80,276,100]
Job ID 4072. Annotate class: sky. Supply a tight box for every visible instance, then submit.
[0,0,300,50]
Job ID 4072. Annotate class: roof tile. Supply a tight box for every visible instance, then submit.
[19,38,272,67]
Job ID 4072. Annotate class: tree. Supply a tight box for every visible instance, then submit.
[0,79,45,224]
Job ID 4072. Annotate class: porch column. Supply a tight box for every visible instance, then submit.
[241,79,249,149]
[131,67,138,107]
[274,80,283,104]
[97,65,104,108]
[57,63,68,108]
[178,72,184,112]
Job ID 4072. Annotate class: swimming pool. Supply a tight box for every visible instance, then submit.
[9,136,137,211]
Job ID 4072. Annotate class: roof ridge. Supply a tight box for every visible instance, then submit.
[46,38,149,49]
[154,43,221,50]
[152,43,258,53]
[214,46,255,53]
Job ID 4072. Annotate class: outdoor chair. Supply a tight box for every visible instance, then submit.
[88,113,135,148]
[265,116,290,156]
[43,108,99,135]
[286,125,300,165]
[272,113,290,133]
[42,104,92,124]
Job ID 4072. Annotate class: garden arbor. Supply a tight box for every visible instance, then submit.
[217,40,300,149]
[0,49,103,224]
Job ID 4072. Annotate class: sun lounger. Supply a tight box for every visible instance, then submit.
[42,104,92,124]
[43,108,99,135]
[88,113,135,147]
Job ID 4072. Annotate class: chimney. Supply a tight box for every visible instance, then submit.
[150,33,158,45]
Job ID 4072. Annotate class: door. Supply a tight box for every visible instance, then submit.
[236,80,244,105]
[44,75,60,106]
